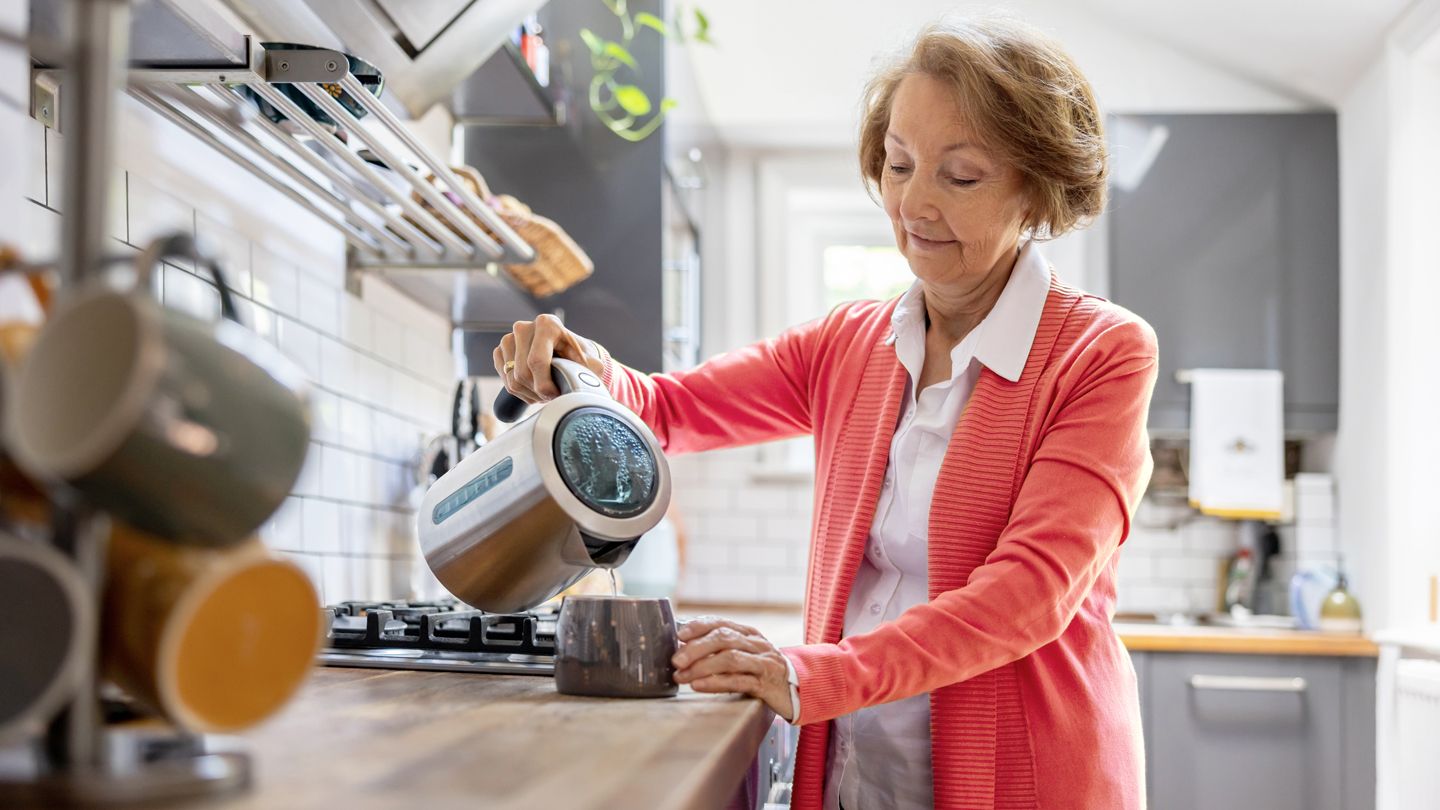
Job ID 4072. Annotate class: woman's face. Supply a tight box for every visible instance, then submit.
[881,74,1032,287]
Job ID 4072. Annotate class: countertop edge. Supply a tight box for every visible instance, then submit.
[1118,630,1379,657]
[662,697,774,810]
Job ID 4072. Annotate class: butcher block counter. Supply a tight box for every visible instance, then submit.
[211,667,772,810]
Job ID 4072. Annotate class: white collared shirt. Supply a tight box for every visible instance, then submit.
[781,240,1051,810]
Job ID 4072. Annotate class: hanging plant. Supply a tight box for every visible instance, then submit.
[579,0,713,142]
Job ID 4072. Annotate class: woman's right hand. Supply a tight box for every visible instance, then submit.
[492,314,607,404]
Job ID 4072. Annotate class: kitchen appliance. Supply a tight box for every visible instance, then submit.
[318,599,557,674]
[418,359,671,614]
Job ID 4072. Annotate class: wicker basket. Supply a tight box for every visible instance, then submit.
[411,166,593,298]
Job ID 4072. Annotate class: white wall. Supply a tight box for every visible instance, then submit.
[0,88,455,606]
[1335,0,1440,634]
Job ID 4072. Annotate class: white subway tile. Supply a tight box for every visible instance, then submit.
[321,556,353,604]
[338,397,373,452]
[318,336,355,391]
[1294,525,1338,557]
[162,262,221,320]
[45,129,127,243]
[309,389,341,444]
[338,505,375,556]
[234,297,278,346]
[372,313,406,366]
[278,552,325,603]
[0,32,24,114]
[322,445,366,503]
[302,498,341,553]
[1115,549,1156,583]
[276,318,322,381]
[761,572,806,604]
[195,213,252,298]
[127,177,194,263]
[1185,585,1221,614]
[686,541,734,570]
[705,515,761,543]
[1181,519,1238,554]
[760,515,812,544]
[736,542,789,571]
[1119,583,1188,613]
[339,291,373,351]
[25,116,45,204]
[261,496,305,552]
[732,486,795,514]
[1154,554,1221,583]
[375,459,413,506]
[297,270,340,337]
[676,484,734,514]
[705,571,763,603]
[251,247,299,317]
[291,444,323,497]
[16,199,60,261]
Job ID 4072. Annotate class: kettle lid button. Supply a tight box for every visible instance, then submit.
[578,371,601,387]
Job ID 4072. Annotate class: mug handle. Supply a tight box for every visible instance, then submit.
[134,232,241,324]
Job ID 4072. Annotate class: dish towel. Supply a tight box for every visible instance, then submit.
[1187,368,1284,519]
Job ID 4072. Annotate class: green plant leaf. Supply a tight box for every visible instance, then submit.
[635,12,668,37]
[603,42,639,71]
[694,8,711,42]
[602,0,627,17]
[660,97,678,112]
[579,28,604,56]
[614,84,652,116]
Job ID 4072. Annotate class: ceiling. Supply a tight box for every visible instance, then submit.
[675,0,1414,148]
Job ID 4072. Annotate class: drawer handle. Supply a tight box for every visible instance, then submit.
[1188,675,1308,693]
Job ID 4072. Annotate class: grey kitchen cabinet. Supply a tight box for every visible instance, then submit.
[1107,113,1340,434]
[1144,652,1375,810]
[460,0,670,374]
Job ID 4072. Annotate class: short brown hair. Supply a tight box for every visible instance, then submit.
[859,18,1107,239]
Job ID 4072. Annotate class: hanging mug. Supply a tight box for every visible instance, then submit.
[5,233,312,547]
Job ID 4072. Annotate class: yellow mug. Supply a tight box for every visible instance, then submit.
[102,524,322,733]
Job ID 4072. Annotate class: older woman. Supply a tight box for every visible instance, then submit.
[496,17,1156,810]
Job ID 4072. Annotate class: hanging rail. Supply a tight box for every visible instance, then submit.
[110,37,537,270]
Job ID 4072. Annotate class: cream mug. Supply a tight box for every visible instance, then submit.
[5,234,312,547]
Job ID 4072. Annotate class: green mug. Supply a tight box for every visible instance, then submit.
[4,234,312,547]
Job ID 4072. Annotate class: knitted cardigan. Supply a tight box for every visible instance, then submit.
[600,277,1158,809]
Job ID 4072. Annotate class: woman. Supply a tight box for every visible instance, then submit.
[497,17,1156,810]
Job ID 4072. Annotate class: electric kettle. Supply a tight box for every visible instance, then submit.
[418,359,671,613]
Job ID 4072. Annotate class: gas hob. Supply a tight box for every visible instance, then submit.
[319,600,556,675]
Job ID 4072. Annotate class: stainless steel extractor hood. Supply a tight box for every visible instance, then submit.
[223,0,548,117]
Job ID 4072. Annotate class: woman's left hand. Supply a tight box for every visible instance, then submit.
[672,617,795,721]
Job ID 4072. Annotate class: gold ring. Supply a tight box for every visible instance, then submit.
[503,360,516,373]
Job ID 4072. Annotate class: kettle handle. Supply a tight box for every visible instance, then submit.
[493,357,607,423]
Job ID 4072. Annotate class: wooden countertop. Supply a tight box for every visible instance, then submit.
[682,606,1379,658]
[208,668,772,810]
[1114,623,1379,657]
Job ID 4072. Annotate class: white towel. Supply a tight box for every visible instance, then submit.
[1187,369,1285,519]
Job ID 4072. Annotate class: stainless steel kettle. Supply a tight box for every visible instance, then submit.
[418,359,671,613]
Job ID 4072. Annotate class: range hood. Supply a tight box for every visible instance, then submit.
[225,0,548,117]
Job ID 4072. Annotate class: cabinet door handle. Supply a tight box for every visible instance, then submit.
[1188,674,1308,693]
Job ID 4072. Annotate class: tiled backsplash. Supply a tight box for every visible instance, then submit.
[667,438,1339,615]
[4,99,454,606]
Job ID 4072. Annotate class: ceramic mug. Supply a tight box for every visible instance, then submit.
[102,522,322,733]
[5,234,312,547]
[554,595,678,698]
[0,531,93,745]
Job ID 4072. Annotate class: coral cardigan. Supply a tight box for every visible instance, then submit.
[600,277,1158,809]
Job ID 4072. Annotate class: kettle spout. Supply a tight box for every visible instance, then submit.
[581,531,639,568]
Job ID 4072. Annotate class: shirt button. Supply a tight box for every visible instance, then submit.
[869,603,882,615]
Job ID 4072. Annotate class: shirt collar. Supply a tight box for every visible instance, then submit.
[888,239,1052,384]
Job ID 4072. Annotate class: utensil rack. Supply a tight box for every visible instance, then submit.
[63,36,539,271]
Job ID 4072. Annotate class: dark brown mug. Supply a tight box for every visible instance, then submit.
[554,595,678,698]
